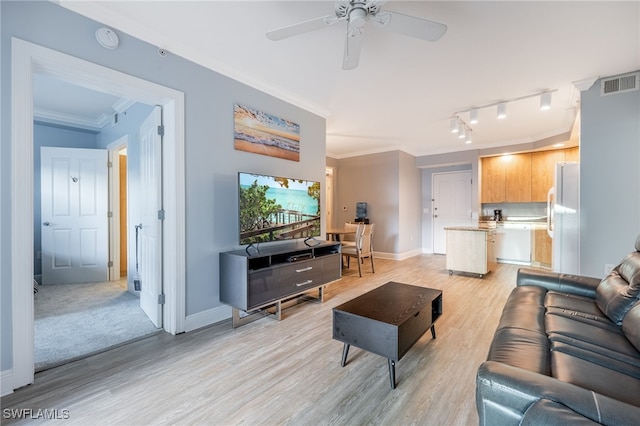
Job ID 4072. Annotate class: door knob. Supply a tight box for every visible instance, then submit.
[43,222,51,226]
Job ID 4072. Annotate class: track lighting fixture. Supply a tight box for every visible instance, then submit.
[465,129,473,144]
[469,109,478,124]
[458,125,466,139]
[451,89,558,142]
[497,102,507,119]
[540,91,552,110]
[450,117,460,133]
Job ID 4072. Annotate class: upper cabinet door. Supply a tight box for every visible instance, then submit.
[481,153,531,203]
[481,156,506,203]
[505,153,531,203]
[531,150,566,202]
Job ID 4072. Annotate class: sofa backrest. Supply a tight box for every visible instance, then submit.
[622,302,640,353]
[595,235,640,325]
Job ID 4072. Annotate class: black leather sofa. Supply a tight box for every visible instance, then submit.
[476,235,640,425]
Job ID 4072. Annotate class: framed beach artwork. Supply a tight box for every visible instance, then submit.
[234,104,300,162]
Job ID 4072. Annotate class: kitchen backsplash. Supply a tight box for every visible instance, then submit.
[481,202,547,219]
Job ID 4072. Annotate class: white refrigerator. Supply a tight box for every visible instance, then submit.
[547,162,580,274]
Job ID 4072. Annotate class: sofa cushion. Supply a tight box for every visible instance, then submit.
[596,251,640,325]
[487,327,550,374]
[623,302,640,352]
[551,350,640,406]
[520,399,601,425]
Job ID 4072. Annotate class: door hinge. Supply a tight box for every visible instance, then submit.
[108,261,114,267]
[108,211,113,218]
[158,210,165,220]
[157,125,165,136]
[158,294,165,305]
[107,161,113,168]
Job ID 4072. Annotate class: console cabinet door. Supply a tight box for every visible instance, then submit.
[322,254,341,282]
[248,268,280,308]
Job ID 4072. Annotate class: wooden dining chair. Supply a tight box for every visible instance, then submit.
[342,223,375,277]
[341,222,359,248]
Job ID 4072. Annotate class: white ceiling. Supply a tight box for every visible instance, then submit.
[52,1,639,158]
[33,74,133,131]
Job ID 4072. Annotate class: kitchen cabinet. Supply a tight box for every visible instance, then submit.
[565,146,580,162]
[481,153,531,203]
[531,149,566,202]
[445,227,496,277]
[533,228,552,266]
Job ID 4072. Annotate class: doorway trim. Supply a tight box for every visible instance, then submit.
[107,136,128,282]
[11,38,186,390]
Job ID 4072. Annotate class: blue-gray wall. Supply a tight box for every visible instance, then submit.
[1,1,326,373]
[580,73,640,277]
[332,150,422,258]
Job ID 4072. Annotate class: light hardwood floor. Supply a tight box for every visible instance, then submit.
[2,254,522,425]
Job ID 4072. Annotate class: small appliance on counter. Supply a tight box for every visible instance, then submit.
[493,209,503,221]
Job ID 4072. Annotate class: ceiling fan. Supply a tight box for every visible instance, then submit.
[266,1,447,70]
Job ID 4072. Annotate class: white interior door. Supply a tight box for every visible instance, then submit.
[41,147,108,284]
[139,106,163,327]
[432,171,473,254]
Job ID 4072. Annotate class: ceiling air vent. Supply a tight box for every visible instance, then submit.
[600,72,639,96]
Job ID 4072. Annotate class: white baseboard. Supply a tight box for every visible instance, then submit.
[184,305,232,332]
[1,369,14,396]
[374,249,424,261]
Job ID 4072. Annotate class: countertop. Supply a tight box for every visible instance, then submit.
[444,226,495,232]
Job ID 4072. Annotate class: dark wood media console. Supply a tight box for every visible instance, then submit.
[220,240,342,327]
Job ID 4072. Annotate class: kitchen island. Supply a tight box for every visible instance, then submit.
[444,227,497,277]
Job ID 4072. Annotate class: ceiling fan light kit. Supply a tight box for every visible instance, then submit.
[265,0,447,70]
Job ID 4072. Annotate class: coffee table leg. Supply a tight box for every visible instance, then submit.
[431,325,436,339]
[341,343,350,367]
[388,359,396,389]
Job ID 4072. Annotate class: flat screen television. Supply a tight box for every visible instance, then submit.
[238,172,321,245]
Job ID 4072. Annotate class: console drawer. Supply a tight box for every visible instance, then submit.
[279,258,323,291]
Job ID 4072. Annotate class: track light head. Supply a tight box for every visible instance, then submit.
[469,109,478,124]
[497,102,507,119]
[450,117,460,133]
[540,92,552,110]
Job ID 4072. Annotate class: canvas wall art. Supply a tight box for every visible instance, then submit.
[234,104,300,162]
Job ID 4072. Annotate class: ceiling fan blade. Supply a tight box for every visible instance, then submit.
[266,15,338,41]
[343,32,363,70]
[373,10,447,42]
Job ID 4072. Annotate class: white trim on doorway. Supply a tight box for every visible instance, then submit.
[108,136,128,283]
[10,37,186,392]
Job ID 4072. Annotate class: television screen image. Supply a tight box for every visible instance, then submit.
[238,172,321,245]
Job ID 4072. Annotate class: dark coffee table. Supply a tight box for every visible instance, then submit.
[333,282,443,389]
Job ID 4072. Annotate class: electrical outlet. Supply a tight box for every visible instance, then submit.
[604,264,615,276]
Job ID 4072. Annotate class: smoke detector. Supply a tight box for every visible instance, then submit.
[95,27,119,50]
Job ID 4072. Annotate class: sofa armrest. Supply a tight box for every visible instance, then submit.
[476,361,640,426]
[516,268,600,298]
